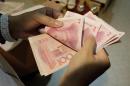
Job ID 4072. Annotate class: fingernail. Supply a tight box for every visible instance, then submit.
[77,5,84,12]
[55,21,63,27]
[58,13,64,18]
[39,28,45,33]
[67,5,75,9]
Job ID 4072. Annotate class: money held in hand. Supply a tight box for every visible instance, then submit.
[29,11,125,76]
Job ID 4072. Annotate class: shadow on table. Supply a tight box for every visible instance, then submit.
[21,72,52,86]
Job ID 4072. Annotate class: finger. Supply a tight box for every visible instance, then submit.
[77,0,85,12]
[35,7,61,19]
[51,9,63,18]
[39,28,45,33]
[82,34,96,57]
[95,49,110,64]
[43,7,61,18]
[23,19,40,31]
[67,0,76,9]
[33,13,63,28]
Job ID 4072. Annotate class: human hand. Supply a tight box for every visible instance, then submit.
[60,34,110,86]
[8,7,63,39]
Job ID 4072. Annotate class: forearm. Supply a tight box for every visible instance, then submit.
[60,74,88,86]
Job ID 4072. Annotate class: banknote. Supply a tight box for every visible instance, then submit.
[44,17,84,51]
[64,11,100,37]
[29,34,76,76]
[65,11,125,47]
[64,11,82,18]
[84,11,125,46]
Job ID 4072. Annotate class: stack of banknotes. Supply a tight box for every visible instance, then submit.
[29,11,125,76]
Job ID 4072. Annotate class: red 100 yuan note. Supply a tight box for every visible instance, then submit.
[29,34,76,76]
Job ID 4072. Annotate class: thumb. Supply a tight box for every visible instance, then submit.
[83,34,96,57]
[33,13,63,28]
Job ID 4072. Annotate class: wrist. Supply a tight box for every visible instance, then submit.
[60,70,89,86]
[8,16,17,39]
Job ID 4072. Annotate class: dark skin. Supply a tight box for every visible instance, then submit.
[4,7,63,76]
[4,6,110,86]
[9,7,63,39]
[60,35,110,86]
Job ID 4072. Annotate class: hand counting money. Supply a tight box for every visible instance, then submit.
[29,11,125,76]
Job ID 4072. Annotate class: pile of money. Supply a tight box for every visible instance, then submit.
[29,11,125,76]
